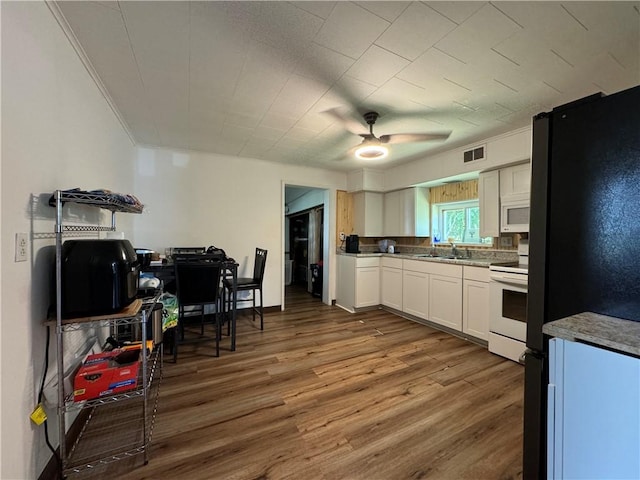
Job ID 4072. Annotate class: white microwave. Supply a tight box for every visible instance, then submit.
[501,193,530,233]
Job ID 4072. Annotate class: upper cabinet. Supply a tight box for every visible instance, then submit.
[500,162,531,197]
[353,191,383,237]
[383,187,429,237]
[479,170,500,238]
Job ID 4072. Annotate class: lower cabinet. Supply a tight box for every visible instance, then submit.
[429,274,463,330]
[380,257,403,310]
[402,260,429,319]
[337,255,489,342]
[548,338,640,479]
[336,255,379,312]
[462,266,490,340]
[356,263,380,308]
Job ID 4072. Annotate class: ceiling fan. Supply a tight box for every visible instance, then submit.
[327,109,451,160]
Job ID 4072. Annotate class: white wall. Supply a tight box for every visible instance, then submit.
[133,147,346,309]
[1,3,137,478]
[384,127,532,191]
[287,188,324,215]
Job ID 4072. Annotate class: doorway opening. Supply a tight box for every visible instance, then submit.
[284,185,327,308]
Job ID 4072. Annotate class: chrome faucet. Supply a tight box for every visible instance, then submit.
[451,242,458,257]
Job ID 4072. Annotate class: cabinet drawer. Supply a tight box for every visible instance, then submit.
[424,262,462,278]
[381,256,403,269]
[463,265,490,282]
[356,257,380,268]
[403,259,432,274]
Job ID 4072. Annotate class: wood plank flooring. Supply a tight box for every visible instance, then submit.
[77,285,524,480]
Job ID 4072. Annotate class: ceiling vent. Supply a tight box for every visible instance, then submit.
[463,145,486,163]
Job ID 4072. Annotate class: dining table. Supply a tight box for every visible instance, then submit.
[142,255,239,351]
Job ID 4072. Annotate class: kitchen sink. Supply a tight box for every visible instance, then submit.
[413,254,440,258]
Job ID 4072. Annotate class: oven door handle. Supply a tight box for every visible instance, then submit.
[490,275,528,288]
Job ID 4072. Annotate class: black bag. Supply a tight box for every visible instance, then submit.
[206,245,227,261]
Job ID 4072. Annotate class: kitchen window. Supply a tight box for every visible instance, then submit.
[432,200,492,245]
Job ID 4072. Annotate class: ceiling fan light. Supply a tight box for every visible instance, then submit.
[355,144,388,160]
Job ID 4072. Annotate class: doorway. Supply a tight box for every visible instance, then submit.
[284,185,327,308]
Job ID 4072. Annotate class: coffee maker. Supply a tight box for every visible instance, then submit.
[345,234,360,253]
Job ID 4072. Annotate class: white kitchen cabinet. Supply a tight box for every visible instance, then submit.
[383,190,402,236]
[353,191,383,237]
[336,255,380,312]
[428,263,463,331]
[500,162,531,197]
[380,257,403,311]
[383,188,429,237]
[402,260,429,319]
[462,266,490,340]
[479,170,500,237]
[548,338,640,480]
[356,261,380,308]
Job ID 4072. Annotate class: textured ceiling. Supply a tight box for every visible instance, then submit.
[56,1,640,171]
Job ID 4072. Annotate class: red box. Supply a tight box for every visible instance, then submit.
[73,349,140,401]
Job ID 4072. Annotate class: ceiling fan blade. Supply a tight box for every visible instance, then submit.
[323,108,369,136]
[379,132,451,144]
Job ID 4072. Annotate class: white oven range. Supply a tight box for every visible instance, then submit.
[488,261,528,364]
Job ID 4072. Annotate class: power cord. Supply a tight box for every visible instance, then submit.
[39,326,61,474]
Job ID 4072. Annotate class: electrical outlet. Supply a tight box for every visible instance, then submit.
[339,232,346,241]
[500,236,513,248]
[15,233,28,262]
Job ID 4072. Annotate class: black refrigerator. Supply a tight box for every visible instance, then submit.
[524,84,640,479]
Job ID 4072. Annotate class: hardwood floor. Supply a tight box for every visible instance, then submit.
[77,285,524,479]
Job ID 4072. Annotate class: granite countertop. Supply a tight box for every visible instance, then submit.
[543,312,640,357]
[337,251,496,267]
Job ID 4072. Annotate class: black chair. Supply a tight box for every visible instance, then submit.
[173,254,224,361]
[224,248,267,330]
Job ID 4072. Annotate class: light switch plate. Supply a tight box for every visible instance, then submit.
[15,233,28,262]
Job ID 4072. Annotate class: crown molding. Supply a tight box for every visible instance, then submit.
[45,1,136,146]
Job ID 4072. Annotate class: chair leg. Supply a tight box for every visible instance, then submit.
[259,287,264,330]
[252,289,256,323]
[215,311,220,357]
[173,326,178,363]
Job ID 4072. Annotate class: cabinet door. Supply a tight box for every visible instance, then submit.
[462,279,489,340]
[429,274,462,330]
[403,270,429,319]
[479,170,500,237]
[500,163,531,196]
[549,338,640,480]
[335,255,356,312]
[381,267,403,310]
[402,187,430,237]
[354,192,383,237]
[383,190,401,236]
[355,266,380,307]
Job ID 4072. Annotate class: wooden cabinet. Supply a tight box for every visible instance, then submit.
[380,257,403,310]
[336,255,379,312]
[479,170,500,237]
[428,263,463,331]
[402,260,429,319]
[383,188,429,237]
[353,191,383,237]
[462,266,490,340]
[500,162,531,196]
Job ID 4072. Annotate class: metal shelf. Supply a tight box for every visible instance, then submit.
[50,190,143,214]
[49,189,155,478]
[63,377,161,476]
[63,346,162,412]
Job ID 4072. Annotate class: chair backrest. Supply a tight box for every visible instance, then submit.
[174,258,222,306]
[252,248,268,284]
